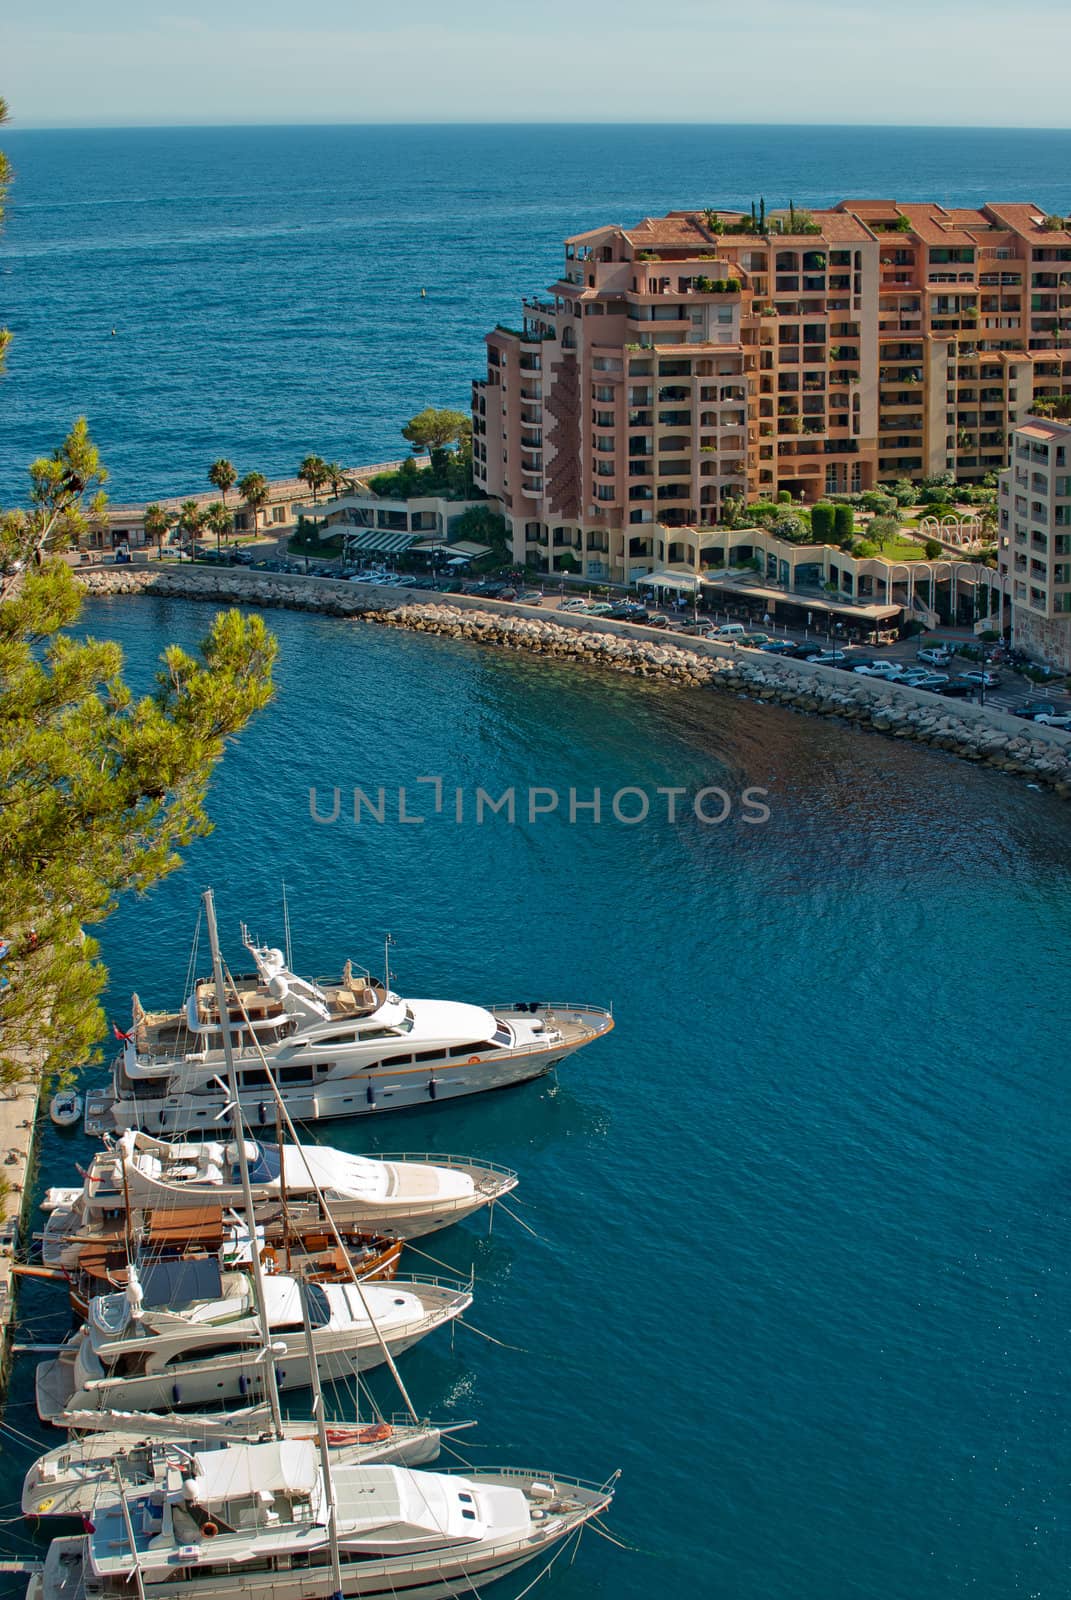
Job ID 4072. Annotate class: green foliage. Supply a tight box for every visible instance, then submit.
[1042,215,1069,232]
[890,479,918,507]
[719,495,743,530]
[1,418,108,579]
[202,501,233,554]
[810,502,835,542]
[0,436,276,1089]
[922,501,957,521]
[894,214,913,233]
[923,538,943,559]
[771,512,806,542]
[860,490,896,515]
[208,458,236,505]
[451,505,507,547]
[694,276,741,293]
[238,471,269,527]
[776,489,792,504]
[920,471,956,493]
[177,499,203,544]
[833,504,855,544]
[401,408,472,455]
[867,514,901,545]
[143,503,176,552]
[854,539,879,558]
[298,455,329,503]
[1031,394,1071,419]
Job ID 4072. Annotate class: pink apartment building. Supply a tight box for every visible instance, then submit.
[472,201,1071,582]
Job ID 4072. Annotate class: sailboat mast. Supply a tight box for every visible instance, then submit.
[298,1281,344,1600]
[202,888,284,1437]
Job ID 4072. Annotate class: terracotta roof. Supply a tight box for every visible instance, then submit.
[564,223,624,246]
[622,214,713,248]
[985,202,1071,242]
[1020,417,1071,439]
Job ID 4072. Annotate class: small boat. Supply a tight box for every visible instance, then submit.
[49,1091,83,1129]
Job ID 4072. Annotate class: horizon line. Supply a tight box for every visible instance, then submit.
[6,118,1071,135]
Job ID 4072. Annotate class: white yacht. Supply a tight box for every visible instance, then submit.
[41,1133,516,1270]
[35,1261,471,1422]
[83,928,613,1135]
[22,1416,446,1518]
[29,1439,615,1600]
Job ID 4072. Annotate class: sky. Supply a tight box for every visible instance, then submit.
[3,0,1071,129]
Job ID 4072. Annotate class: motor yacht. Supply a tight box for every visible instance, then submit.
[83,927,613,1134]
[29,1439,615,1600]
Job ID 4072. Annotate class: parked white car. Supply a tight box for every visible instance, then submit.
[1033,711,1071,728]
[853,661,904,679]
[917,646,953,667]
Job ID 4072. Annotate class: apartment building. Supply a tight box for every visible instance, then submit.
[998,412,1071,668]
[473,201,1071,581]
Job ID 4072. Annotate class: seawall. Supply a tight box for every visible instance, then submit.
[76,565,1071,796]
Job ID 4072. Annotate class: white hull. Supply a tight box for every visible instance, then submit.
[23,1423,444,1518]
[36,1287,468,1422]
[37,1470,611,1600]
[85,1036,593,1137]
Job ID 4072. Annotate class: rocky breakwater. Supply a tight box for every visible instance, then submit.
[75,569,1071,797]
[76,563,390,617]
[379,603,1071,797]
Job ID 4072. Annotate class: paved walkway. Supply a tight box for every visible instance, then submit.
[0,1062,41,1343]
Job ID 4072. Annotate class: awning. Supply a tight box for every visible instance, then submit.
[341,529,418,554]
[413,540,492,558]
[637,569,702,591]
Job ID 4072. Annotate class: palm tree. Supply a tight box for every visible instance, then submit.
[324,461,352,498]
[298,454,329,504]
[208,458,237,512]
[203,500,233,559]
[143,502,176,558]
[177,499,205,551]
[238,471,270,535]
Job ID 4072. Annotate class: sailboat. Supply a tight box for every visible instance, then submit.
[30,1440,617,1600]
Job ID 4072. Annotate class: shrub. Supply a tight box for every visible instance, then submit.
[922,501,958,521]
[854,538,879,558]
[771,512,805,542]
[895,214,913,233]
[978,629,1000,642]
[923,538,943,559]
[833,504,855,543]
[810,503,835,542]
[777,489,792,503]
[860,490,895,515]
[891,479,918,507]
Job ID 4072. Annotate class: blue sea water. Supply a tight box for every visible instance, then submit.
[2,595,1070,1600]
[3,123,1071,500]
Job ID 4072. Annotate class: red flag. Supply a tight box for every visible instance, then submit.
[113,1022,134,1041]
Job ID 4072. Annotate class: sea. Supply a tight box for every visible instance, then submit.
[1,127,1070,1600]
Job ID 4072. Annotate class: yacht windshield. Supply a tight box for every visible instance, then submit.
[306,1283,331,1328]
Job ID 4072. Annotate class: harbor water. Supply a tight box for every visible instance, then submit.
[1,594,1069,1598]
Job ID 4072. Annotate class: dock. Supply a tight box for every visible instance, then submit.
[0,1056,43,1389]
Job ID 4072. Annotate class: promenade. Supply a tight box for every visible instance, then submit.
[0,1055,42,1384]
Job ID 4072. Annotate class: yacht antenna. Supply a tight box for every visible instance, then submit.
[202,887,284,1437]
[298,1280,344,1600]
[282,881,293,971]
[383,931,395,996]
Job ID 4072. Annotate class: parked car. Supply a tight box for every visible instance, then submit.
[958,669,1001,689]
[1033,711,1071,728]
[788,641,825,660]
[911,673,950,690]
[679,621,715,637]
[582,601,615,616]
[712,622,747,639]
[741,633,770,647]
[810,649,849,665]
[937,679,977,697]
[609,604,648,621]
[917,646,953,667]
[854,661,904,679]
[760,639,796,654]
[558,597,589,612]
[645,613,672,628]
[515,588,543,605]
[1010,701,1057,721]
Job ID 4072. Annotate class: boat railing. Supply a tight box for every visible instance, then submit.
[438,1464,615,1496]
[372,1153,518,1179]
[489,1000,614,1019]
